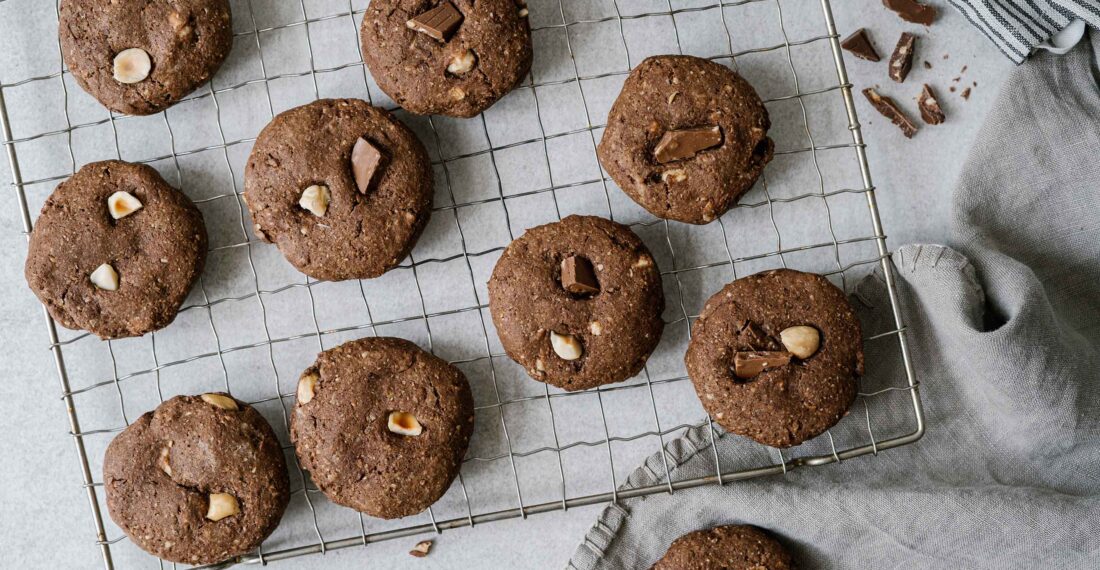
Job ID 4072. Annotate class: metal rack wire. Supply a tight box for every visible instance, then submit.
[1,0,924,568]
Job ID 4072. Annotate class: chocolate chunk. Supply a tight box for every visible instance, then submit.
[889,32,917,83]
[561,255,600,295]
[841,28,880,62]
[862,88,918,138]
[883,0,936,25]
[917,84,944,125]
[653,125,723,164]
[733,351,792,379]
[352,137,385,194]
[406,2,463,42]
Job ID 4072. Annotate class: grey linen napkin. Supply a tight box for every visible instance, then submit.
[567,29,1100,570]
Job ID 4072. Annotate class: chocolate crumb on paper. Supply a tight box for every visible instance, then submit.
[863,87,919,138]
[841,28,881,61]
[917,84,945,124]
[889,32,917,83]
[883,0,937,25]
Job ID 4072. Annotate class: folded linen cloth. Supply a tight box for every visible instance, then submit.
[568,28,1100,570]
[949,0,1098,62]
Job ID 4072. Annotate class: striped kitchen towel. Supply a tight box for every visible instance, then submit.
[948,1,1097,62]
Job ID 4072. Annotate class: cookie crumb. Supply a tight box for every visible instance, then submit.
[961,87,971,100]
[923,60,932,70]
[410,539,434,558]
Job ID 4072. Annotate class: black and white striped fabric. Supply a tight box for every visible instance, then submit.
[949,0,1098,63]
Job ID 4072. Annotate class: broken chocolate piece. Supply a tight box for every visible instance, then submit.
[653,126,723,164]
[352,137,385,194]
[733,351,792,379]
[561,255,600,295]
[883,0,936,25]
[889,32,917,83]
[862,87,918,138]
[841,28,880,62]
[917,84,944,125]
[406,2,463,42]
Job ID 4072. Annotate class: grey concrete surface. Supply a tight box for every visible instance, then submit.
[0,0,1014,568]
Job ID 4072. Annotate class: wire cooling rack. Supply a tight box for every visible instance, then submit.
[1,0,925,568]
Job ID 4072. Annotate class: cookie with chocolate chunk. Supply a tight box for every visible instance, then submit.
[654,525,795,570]
[360,0,533,117]
[25,160,207,339]
[290,337,475,519]
[243,98,433,281]
[598,55,773,224]
[685,269,863,447]
[103,394,290,565]
[59,0,233,115]
[488,215,665,391]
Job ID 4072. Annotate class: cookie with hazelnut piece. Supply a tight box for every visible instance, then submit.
[59,0,233,115]
[597,55,774,224]
[243,98,433,281]
[103,394,290,565]
[360,0,533,117]
[290,337,475,519]
[488,215,665,391]
[685,269,863,447]
[654,525,795,570]
[24,160,207,339]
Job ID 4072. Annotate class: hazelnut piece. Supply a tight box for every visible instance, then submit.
[206,493,240,521]
[780,326,821,359]
[90,263,119,291]
[107,191,143,219]
[297,373,318,404]
[299,184,330,217]
[200,393,239,411]
[447,49,477,75]
[388,411,423,436]
[550,331,582,360]
[113,48,152,84]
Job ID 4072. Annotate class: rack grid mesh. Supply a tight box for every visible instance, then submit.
[1,0,924,568]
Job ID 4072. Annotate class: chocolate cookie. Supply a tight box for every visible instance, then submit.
[597,55,774,224]
[290,337,474,519]
[243,99,433,281]
[685,269,863,447]
[59,0,233,116]
[654,525,795,570]
[360,0,533,117]
[25,160,207,339]
[488,215,665,391]
[103,394,290,565]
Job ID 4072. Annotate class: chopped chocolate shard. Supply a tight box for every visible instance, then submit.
[841,28,880,62]
[406,2,463,42]
[733,351,792,380]
[889,32,917,83]
[653,126,723,164]
[883,0,936,25]
[961,87,971,100]
[409,539,433,558]
[917,84,944,125]
[352,137,385,194]
[862,87,918,138]
[561,255,600,295]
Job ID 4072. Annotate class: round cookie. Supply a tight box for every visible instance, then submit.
[59,0,233,116]
[597,55,774,225]
[103,393,290,565]
[685,269,863,448]
[488,215,665,391]
[25,160,207,339]
[290,337,474,519]
[243,99,433,281]
[360,0,533,117]
[654,525,795,570]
